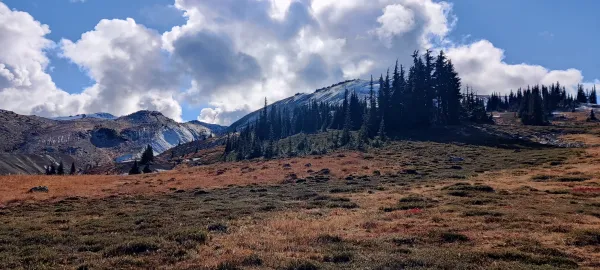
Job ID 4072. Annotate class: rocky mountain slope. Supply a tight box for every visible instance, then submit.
[0,110,221,174]
[228,79,380,131]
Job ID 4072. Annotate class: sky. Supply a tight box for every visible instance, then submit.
[0,0,598,125]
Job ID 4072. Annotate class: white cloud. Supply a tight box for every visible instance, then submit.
[446,40,585,95]
[372,4,416,47]
[60,18,183,121]
[0,2,86,116]
[164,0,457,124]
[0,0,598,126]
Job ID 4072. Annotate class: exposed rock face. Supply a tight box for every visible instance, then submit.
[0,110,222,175]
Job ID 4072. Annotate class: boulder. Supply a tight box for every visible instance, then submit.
[27,186,49,193]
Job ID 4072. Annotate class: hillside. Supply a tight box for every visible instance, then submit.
[227,79,379,132]
[0,111,599,269]
[0,110,221,174]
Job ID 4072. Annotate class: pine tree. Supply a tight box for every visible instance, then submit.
[358,110,370,144]
[368,75,378,137]
[588,109,597,121]
[129,160,141,175]
[340,105,352,146]
[445,59,462,124]
[143,164,152,174]
[590,86,598,104]
[378,117,387,141]
[577,84,588,103]
[57,161,64,175]
[264,124,275,159]
[140,144,154,164]
[70,162,76,175]
[49,164,56,175]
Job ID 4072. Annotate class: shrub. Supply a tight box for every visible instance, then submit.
[105,240,160,257]
[241,254,263,266]
[316,234,342,244]
[207,223,228,233]
[438,232,470,243]
[568,230,600,246]
[323,252,353,263]
[283,260,320,270]
[168,230,208,246]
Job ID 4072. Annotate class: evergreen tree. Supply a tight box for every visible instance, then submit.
[378,118,387,141]
[143,164,152,174]
[49,164,56,175]
[445,59,462,124]
[264,124,275,159]
[129,160,141,175]
[340,105,352,146]
[358,110,370,144]
[70,162,76,175]
[590,86,598,104]
[588,109,598,121]
[577,84,588,103]
[57,161,64,175]
[368,75,378,136]
[140,144,154,164]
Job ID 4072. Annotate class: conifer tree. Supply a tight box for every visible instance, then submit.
[49,164,56,175]
[140,144,154,164]
[129,160,141,175]
[57,161,64,175]
[368,75,378,136]
[445,59,462,124]
[378,117,387,141]
[340,105,352,146]
[590,86,598,104]
[358,111,370,144]
[70,162,76,175]
[143,164,152,174]
[588,109,598,121]
[264,125,275,159]
[577,84,588,103]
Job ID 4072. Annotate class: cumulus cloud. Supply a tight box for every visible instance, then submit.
[0,2,86,116]
[446,40,584,95]
[0,0,598,125]
[162,0,457,124]
[60,18,183,121]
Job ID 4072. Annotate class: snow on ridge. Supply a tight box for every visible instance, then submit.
[52,113,117,121]
[229,79,380,131]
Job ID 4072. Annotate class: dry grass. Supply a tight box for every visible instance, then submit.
[1,113,600,269]
[0,151,382,205]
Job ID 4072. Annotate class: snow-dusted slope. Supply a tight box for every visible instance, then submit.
[112,111,215,162]
[228,79,380,131]
[52,113,117,121]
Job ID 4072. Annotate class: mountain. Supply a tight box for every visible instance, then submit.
[52,113,117,121]
[187,120,227,135]
[0,110,220,174]
[228,79,380,131]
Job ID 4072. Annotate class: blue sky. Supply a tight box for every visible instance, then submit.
[0,0,597,123]
[450,0,599,80]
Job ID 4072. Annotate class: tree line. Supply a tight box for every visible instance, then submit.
[224,50,492,160]
[45,161,76,175]
[487,84,598,125]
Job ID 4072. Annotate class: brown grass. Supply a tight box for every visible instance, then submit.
[0,151,382,205]
[2,113,600,269]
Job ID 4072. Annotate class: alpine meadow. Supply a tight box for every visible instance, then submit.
[0,0,599,269]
